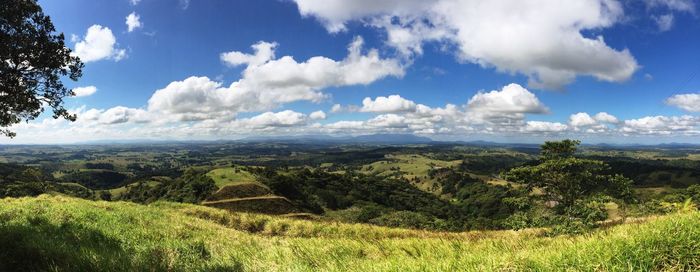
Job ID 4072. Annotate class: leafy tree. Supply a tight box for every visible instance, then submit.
[162,169,217,203]
[99,190,112,201]
[506,140,632,208]
[539,139,580,161]
[1,0,83,137]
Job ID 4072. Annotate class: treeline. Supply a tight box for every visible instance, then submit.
[0,163,92,198]
[117,169,216,204]
[589,156,700,187]
[251,167,525,230]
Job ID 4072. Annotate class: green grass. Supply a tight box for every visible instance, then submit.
[0,195,699,271]
[361,154,462,193]
[206,167,258,188]
[362,154,462,178]
[105,178,165,199]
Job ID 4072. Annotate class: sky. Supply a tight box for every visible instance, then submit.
[5,0,700,144]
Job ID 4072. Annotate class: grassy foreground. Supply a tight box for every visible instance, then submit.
[0,195,698,271]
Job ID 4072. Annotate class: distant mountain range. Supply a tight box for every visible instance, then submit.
[8,134,700,148]
[240,134,433,144]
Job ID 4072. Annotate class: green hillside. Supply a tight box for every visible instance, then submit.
[206,167,258,188]
[1,195,698,271]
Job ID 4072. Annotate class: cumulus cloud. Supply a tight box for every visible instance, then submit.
[231,36,404,88]
[621,115,700,135]
[466,83,548,114]
[146,76,232,121]
[240,110,308,128]
[144,38,403,123]
[72,86,98,97]
[331,104,343,113]
[524,121,569,133]
[566,112,621,133]
[68,38,403,125]
[97,107,149,124]
[569,112,597,127]
[73,106,149,125]
[594,112,619,123]
[126,12,142,32]
[360,95,417,113]
[73,25,126,62]
[309,110,327,120]
[293,0,639,89]
[666,93,700,112]
[324,83,553,136]
[6,83,700,143]
[220,41,277,67]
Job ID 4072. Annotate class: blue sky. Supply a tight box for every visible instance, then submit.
[7,0,700,144]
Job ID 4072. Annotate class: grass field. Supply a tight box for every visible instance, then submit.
[206,167,258,188]
[361,154,462,178]
[0,195,698,271]
[106,179,166,199]
[361,154,462,193]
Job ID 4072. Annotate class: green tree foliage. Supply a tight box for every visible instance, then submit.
[539,139,580,161]
[120,169,216,204]
[506,140,633,208]
[59,170,128,189]
[254,167,523,230]
[0,0,83,137]
[163,169,217,203]
[0,163,94,198]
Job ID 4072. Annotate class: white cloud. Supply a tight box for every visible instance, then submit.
[77,106,149,125]
[145,38,403,122]
[645,0,695,31]
[367,114,408,128]
[146,76,232,121]
[322,83,553,136]
[72,86,98,97]
[621,115,700,135]
[645,0,695,12]
[129,0,141,6]
[466,83,548,114]
[326,83,551,135]
[666,93,700,112]
[234,36,404,88]
[569,112,597,127]
[98,107,149,124]
[7,90,700,143]
[126,12,143,32]
[293,0,639,89]
[594,112,619,123]
[461,83,549,130]
[240,110,308,128]
[324,120,365,131]
[567,112,620,133]
[360,95,417,113]
[179,0,190,10]
[309,110,327,120]
[73,25,126,62]
[220,41,277,67]
[653,14,675,31]
[331,104,343,113]
[69,38,402,125]
[524,121,569,133]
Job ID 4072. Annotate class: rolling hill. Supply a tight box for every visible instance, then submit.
[1,195,698,271]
